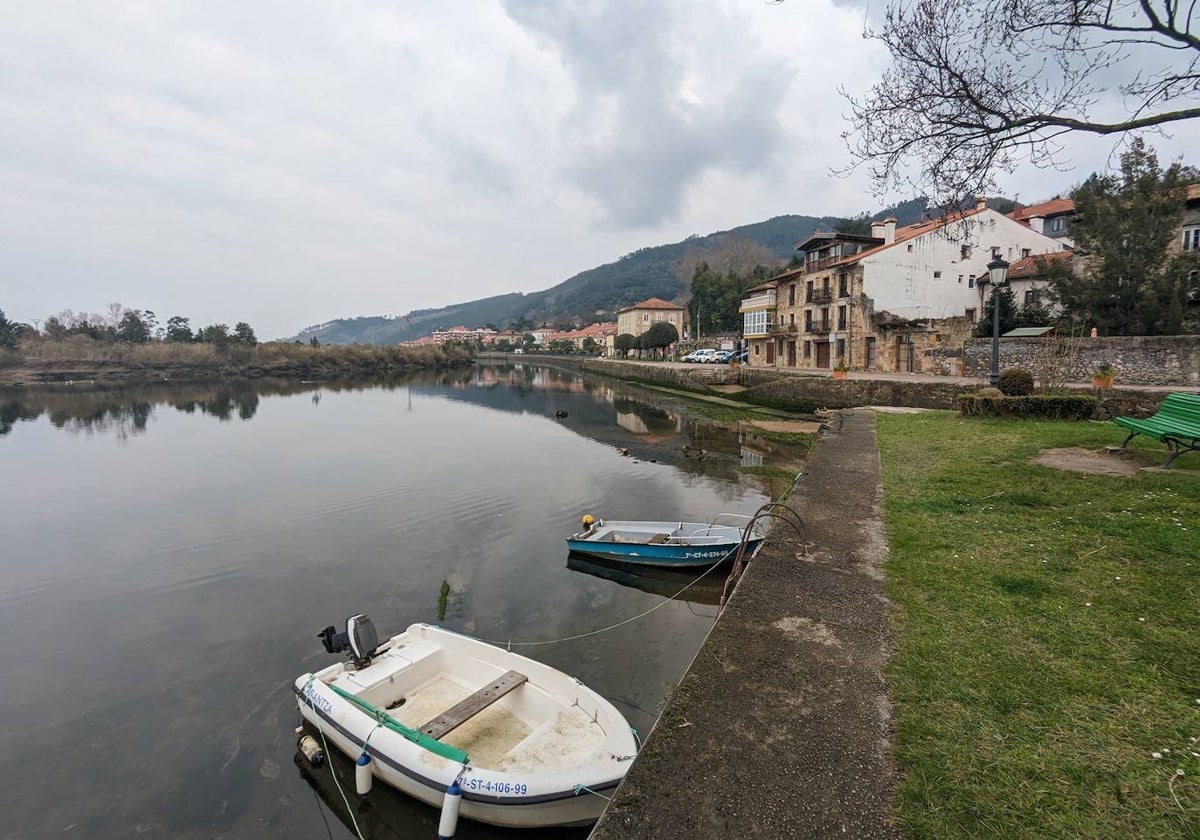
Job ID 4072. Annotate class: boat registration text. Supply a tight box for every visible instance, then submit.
[464,777,528,795]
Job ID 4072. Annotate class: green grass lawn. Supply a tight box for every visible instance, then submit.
[876,411,1199,839]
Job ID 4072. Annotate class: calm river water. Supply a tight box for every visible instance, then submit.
[0,363,803,840]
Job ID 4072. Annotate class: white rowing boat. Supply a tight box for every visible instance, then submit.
[295,617,638,828]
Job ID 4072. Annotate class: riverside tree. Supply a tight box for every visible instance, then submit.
[0,309,19,349]
[613,333,636,358]
[1046,140,1199,335]
[641,321,678,359]
[844,1,1200,210]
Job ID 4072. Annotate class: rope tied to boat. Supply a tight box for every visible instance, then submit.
[572,783,613,801]
[478,556,732,647]
[301,675,367,840]
[362,722,383,754]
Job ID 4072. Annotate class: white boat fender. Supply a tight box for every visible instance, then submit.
[297,735,325,767]
[437,782,462,840]
[355,752,373,795]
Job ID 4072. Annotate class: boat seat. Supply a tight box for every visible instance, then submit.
[419,670,528,740]
[646,533,671,544]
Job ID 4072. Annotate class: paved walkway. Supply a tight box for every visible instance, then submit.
[590,410,899,839]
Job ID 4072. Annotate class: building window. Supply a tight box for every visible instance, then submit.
[836,338,846,357]
[907,243,914,252]
[643,314,649,323]
[789,312,795,325]
[788,284,796,306]
[968,276,975,288]
[803,341,811,358]
[837,306,847,330]
[933,270,942,279]
[1024,290,1040,305]
[1022,248,1031,258]
[966,308,977,322]
[743,310,768,336]
[838,273,848,297]
[1184,226,1200,251]
[1051,217,1066,233]
[961,244,971,259]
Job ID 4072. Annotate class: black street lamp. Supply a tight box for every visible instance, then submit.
[987,254,1009,387]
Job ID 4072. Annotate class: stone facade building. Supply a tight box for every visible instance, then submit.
[616,297,686,340]
[742,198,1070,374]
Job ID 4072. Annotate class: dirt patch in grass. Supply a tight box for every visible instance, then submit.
[1034,446,1142,476]
[743,419,823,434]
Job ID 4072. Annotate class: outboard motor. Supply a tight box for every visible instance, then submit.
[318,614,380,668]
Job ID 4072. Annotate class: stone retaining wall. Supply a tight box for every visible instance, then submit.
[498,355,1175,418]
[964,335,1200,387]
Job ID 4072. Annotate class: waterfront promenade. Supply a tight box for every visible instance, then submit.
[590,409,899,839]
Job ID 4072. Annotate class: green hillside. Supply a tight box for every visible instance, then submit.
[293,200,931,345]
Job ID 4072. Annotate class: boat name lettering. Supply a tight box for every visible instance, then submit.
[304,684,334,716]
[464,778,528,796]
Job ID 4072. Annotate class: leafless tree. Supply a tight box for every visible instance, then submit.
[842,1,1200,210]
[676,234,779,285]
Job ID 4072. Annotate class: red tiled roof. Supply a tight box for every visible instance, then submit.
[1009,198,1075,221]
[745,279,778,293]
[822,206,990,269]
[1005,250,1073,279]
[618,297,684,312]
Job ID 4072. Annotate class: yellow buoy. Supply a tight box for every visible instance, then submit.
[581,514,595,528]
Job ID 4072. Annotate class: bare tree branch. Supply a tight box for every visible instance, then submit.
[841,0,1200,207]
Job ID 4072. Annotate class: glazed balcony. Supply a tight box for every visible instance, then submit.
[738,291,777,312]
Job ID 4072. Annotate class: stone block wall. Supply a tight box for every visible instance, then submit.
[963,335,1200,387]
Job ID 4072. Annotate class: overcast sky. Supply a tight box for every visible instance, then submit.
[3,1,1198,338]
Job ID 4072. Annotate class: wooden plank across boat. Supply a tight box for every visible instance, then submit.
[566,513,766,568]
[295,621,638,828]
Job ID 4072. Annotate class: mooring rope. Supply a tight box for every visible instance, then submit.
[572,783,613,801]
[303,676,367,840]
[478,555,733,648]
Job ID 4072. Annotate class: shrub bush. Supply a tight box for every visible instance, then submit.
[997,367,1035,396]
[957,393,1098,420]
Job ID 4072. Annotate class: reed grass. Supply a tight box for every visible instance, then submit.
[2,336,472,374]
[876,411,1199,839]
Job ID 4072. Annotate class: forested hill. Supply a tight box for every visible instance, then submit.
[292,199,929,345]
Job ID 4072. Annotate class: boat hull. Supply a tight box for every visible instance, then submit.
[566,518,764,568]
[295,623,636,828]
[565,537,762,567]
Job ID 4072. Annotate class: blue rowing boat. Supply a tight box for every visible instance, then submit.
[565,514,765,568]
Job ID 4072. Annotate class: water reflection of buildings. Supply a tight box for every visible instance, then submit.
[615,402,682,443]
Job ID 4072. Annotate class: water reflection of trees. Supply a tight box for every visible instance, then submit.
[0,375,457,439]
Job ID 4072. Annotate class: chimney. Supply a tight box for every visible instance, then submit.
[870,217,896,244]
[1027,215,1044,235]
[976,196,988,211]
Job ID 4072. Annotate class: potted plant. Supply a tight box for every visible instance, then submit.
[1092,362,1116,389]
[832,362,849,380]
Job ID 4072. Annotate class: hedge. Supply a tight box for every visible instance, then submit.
[957,393,1098,420]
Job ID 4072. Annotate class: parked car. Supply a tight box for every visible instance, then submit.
[681,348,719,363]
[710,350,734,363]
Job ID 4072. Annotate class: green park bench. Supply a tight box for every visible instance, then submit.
[1112,392,1200,469]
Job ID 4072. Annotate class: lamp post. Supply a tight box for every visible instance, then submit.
[987,254,1009,387]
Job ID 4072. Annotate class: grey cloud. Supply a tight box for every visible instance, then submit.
[501,0,793,228]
